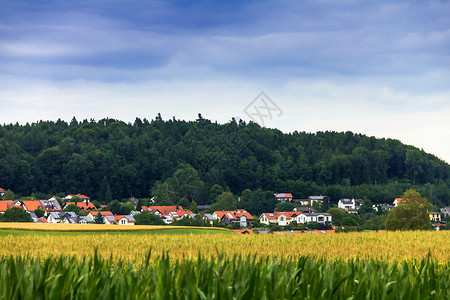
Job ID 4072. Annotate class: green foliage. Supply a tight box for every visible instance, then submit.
[1,118,449,208]
[1,207,33,222]
[98,176,112,204]
[33,208,45,218]
[171,215,210,227]
[247,189,277,216]
[64,204,80,214]
[70,196,82,203]
[327,207,346,226]
[94,212,105,224]
[107,200,121,215]
[209,184,224,203]
[386,189,433,231]
[2,189,15,200]
[134,211,165,225]
[0,254,449,299]
[274,202,296,212]
[189,200,198,213]
[210,192,237,211]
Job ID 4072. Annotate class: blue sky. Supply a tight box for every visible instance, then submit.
[1,0,450,161]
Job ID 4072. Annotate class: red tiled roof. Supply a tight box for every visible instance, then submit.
[65,202,97,210]
[275,193,293,198]
[114,215,136,222]
[147,206,186,215]
[261,211,300,220]
[67,194,90,199]
[99,211,113,216]
[22,201,44,211]
[37,218,48,223]
[0,200,14,212]
[217,210,254,221]
[0,188,6,193]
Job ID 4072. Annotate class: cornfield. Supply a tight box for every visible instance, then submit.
[1,227,449,299]
[0,253,448,299]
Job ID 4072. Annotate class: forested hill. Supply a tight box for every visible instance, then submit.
[1,116,449,206]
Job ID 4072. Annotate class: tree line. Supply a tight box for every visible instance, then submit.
[1,115,449,207]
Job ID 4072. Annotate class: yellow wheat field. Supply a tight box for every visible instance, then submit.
[0,224,448,263]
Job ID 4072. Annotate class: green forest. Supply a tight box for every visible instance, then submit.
[1,115,449,208]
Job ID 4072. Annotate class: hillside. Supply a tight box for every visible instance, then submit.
[0,116,449,206]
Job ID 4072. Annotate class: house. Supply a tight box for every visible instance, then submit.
[293,207,314,213]
[297,213,332,225]
[428,212,441,223]
[440,207,450,218]
[22,200,45,213]
[373,204,394,212]
[338,199,363,212]
[64,200,97,211]
[127,197,139,206]
[393,198,405,207]
[39,200,62,212]
[47,212,62,223]
[203,213,215,225]
[87,211,113,220]
[259,212,300,226]
[0,200,22,213]
[34,218,48,223]
[216,210,254,227]
[101,214,135,225]
[61,212,79,224]
[198,204,211,211]
[293,199,311,206]
[64,194,91,201]
[115,215,136,225]
[141,206,193,224]
[0,187,6,197]
[79,216,93,224]
[275,193,293,202]
[308,196,325,206]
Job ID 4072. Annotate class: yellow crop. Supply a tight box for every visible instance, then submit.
[0,223,448,264]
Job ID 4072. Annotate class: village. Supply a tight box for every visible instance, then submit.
[0,187,448,233]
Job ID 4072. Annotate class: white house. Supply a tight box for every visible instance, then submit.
[338,199,363,212]
[259,212,300,226]
[297,213,332,225]
[47,212,62,223]
[440,207,450,218]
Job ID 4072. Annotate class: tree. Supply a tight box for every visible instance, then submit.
[385,189,433,231]
[94,212,105,224]
[34,208,45,218]
[210,192,237,211]
[107,200,121,215]
[189,200,199,213]
[209,184,224,203]
[359,199,375,214]
[64,204,81,214]
[2,189,15,200]
[134,212,165,225]
[327,207,346,226]
[98,176,113,204]
[1,207,33,222]
[247,189,277,216]
[71,196,82,203]
[274,202,296,212]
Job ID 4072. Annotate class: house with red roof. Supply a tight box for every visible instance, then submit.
[214,210,253,227]
[0,187,6,197]
[140,205,193,224]
[259,211,300,226]
[22,200,45,213]
[393,198,404,207]
[64,194,91,201]
[274,193,293,202]
[0,200,22,213]
[64,201,97,211]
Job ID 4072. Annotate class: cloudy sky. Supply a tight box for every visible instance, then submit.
[1,0,450,161]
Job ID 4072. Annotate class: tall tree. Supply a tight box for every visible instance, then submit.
[99,176,113,204]
[385,189,432,231]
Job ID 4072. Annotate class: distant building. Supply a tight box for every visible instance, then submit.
[428,212,441,223]
[338,199,363,213]
[0,187,6,197]
[274,193,293,202]
[439,207,450,218]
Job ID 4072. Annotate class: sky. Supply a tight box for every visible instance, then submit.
[1,0,450,161]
